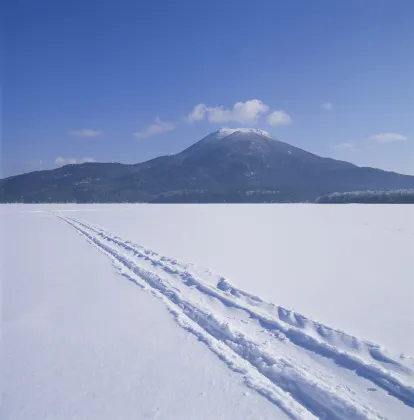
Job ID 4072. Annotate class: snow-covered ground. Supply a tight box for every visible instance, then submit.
[1,204,413,419]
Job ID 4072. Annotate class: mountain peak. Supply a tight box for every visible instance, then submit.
[3,129,414,204]
[215,128,272,139]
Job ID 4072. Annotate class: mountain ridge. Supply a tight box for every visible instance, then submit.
[1,129,414,203]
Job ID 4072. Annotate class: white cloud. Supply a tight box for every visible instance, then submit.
[55,157,97,166]
[369,132,408,143]
[186,104,207,122]
[69,129,102,137]
[133,117,176,139]
[266,110,292,126]
[209,99,269,124]
[186,99,269,124]
[334,142,358,152]
[321,102,333,111]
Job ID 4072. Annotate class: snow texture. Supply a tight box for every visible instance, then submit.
[2,204,413,419]
[215,128,273,139]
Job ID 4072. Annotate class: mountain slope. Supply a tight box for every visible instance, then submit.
[1,128,414,203]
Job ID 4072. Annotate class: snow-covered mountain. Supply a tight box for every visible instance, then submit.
[1,128,414,203]
[178,128,354,170]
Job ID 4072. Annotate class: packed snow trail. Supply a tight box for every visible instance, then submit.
[58,215,414,419]
[64,216,414,394]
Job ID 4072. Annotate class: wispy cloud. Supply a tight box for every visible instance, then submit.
[334,142,358,152]
[321,102,333,111]
[333,131,408,155]
[266,110,292,126]
[186,99,269,124]
[369,132,408,143]
[55,156,96,166]
[133,117,176,139]
[69,129,102,138]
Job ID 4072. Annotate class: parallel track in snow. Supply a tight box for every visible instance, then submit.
[58,215,414,420]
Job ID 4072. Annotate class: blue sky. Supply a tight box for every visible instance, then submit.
[3,0,414,177]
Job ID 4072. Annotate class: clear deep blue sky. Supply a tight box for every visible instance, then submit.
[3,0,414,176]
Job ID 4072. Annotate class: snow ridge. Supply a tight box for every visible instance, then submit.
[216,279,413,376]
[57,215,414,419]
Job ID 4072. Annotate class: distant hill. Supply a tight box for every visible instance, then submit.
[2,128,414,203]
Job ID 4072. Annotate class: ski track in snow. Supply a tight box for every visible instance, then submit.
[56,214,414,420]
